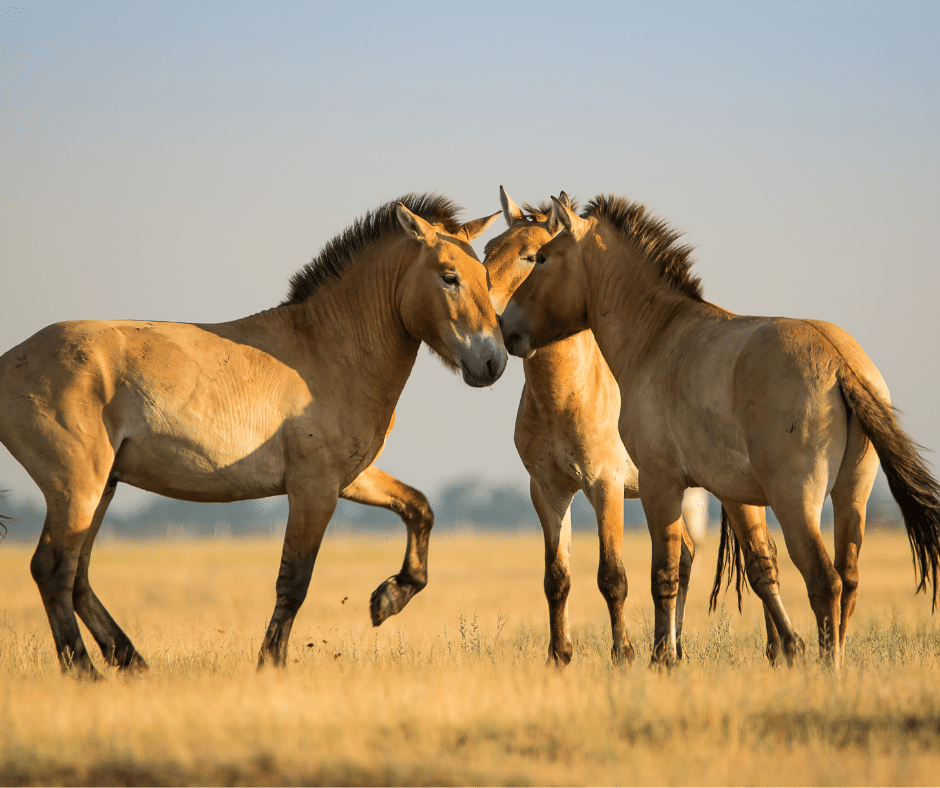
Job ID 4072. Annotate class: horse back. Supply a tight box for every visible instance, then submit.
[0,318,339,501]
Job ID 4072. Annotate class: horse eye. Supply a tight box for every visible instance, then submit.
[535,253,546,265]
[442,272,459,286]
[522,254,537,264]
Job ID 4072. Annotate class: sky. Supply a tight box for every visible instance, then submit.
[1,1,938,514]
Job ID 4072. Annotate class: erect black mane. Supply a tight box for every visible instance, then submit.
[282,193,463,305]
[585,194,703,301]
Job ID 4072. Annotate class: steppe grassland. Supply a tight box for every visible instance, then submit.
[1,527,939,786]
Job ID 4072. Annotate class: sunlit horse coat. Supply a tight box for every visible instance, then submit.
[501,194,940,668]
[0,194,506,678]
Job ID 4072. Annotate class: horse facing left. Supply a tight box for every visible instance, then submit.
[0,194,506,679]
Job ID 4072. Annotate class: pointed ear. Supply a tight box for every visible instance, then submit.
[458,211,501,242]
[397,203,439,246]
[557,191,571,208]
[551,196,589,240]
[499,185,525,227]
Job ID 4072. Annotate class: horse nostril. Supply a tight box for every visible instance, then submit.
[486,357,497,377]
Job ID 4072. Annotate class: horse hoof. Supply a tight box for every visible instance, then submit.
[370,578,402,626]
[118,652,150,674]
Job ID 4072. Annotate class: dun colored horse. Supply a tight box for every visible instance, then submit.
[0,194,506,678]
[487,188,799,666]
[501,194,940,668]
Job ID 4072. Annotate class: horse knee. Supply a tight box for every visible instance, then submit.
[30,541,68,595]
[406,493,434,531]
[651,565,679,601]
[597,560,627,606]
[545,561,571,606]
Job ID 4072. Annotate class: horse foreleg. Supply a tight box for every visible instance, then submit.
[675,523,695,660]
[641,484,684,668]
[258,486,336,668]
[586,478,634,665]
[72,480,148,672]
[339,465,433,627]
[531,477,576,666]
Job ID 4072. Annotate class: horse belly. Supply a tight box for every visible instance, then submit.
[113,427,287,502]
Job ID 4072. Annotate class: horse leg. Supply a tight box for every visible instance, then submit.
[772,498,842,668]
[530,477,576,666]
[641,481,685,667]
[338,465,433,626]
[830,416,879,660]
[675,523,695,660]
[72,479,148,672]
[30,483,108,680]
[721,501,805,665]
[585,478,634,665]
[258,484,337,668]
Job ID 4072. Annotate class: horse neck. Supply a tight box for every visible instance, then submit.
[523,330,602,404]
[584,234,700,383]
[282,246,421,406]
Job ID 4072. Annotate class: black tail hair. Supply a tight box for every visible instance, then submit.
[709,506,746,613]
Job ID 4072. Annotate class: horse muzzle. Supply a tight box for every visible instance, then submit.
[459,333,508,387]
[497,308,535,359]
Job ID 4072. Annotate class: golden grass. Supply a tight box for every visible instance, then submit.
[1,527,939,786]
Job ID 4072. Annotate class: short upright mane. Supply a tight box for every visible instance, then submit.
[522,196,581,219]
[585,195,703,301]
[282,193,463,305]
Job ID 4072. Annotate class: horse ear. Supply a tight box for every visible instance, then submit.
[552,197,588,241]
[551,196,589,240]
[397,203,439,246]
[458,211,501,242]
[499,185,525,227]
[545,191,571,234]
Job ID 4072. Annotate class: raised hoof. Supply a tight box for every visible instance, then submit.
[370,575,419,627]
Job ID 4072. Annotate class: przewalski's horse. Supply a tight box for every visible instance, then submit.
[501,194,940,669]
[483,188,687,666]
[486,188,799,666]
[0,194,507,679]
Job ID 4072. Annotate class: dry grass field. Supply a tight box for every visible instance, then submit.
[1,525,939,786]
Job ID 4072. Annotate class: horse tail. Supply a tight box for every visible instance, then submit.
[838,367,940,611]
[709,505,746,613]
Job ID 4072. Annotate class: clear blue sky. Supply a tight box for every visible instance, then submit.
[2,1,938,513]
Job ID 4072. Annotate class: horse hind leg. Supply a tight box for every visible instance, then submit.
[30,484,108,680]
[830,415,879,659]
[72,479,148,672]
[531,477,576,666]
[585,478,634,665]
[771,496,842,668]
[338,466,433,627]
[720,501,805,666]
